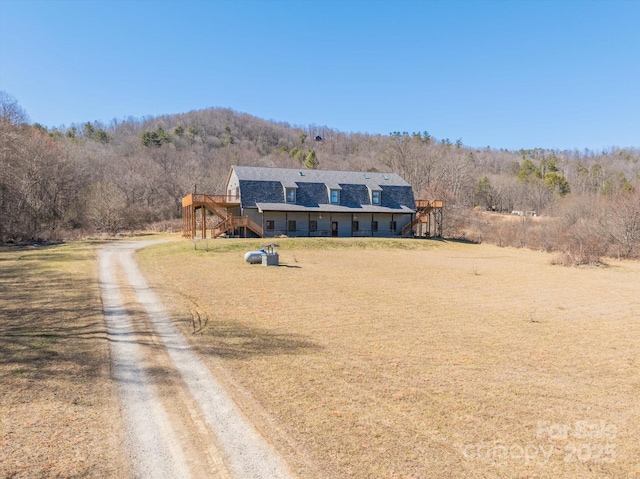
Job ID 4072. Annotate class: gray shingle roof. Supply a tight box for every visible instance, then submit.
[232,166,410,188]
[232,166,416,212]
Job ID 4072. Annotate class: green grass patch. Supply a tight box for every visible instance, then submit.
[141,236,447,259]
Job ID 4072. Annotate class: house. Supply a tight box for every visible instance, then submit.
[182,166,442,239]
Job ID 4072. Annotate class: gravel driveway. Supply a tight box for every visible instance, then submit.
[98,240,295,479]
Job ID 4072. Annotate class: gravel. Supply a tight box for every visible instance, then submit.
[98,241,295,479]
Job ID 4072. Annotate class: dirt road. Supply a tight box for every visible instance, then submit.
[98,241,295,479]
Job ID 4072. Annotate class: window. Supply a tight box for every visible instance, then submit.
[266,220,275,231]
[330,189,340,204]
[352,221,359,231]
[309,220,317,232]
[228,186,240,198]
[372,190,381,205]
[288,220,296,232]
[285,188,296,203]
[390,221,397,232]
[372,221,378,232]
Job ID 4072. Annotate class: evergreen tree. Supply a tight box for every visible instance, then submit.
[305,149,319,169]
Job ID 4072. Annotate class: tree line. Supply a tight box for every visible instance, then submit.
[1,91,638,261]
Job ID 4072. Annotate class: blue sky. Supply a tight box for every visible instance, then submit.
[1,0,638,151]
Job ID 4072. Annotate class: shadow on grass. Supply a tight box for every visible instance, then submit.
[420,236,481,245]
[1,241,321,383]
[0,245,109,383]
[192,319,322,360]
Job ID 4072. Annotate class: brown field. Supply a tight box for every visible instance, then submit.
[2,237,638,478]
[0,242,127,478]
[136,238,640,479]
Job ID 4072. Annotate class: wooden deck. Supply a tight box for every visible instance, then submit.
[182,194,263,239]
[415,200,443,209]
[401,200,444,237]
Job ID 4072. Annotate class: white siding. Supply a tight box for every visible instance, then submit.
[226,171,240,199]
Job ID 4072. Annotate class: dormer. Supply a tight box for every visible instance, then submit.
[281,180,298,203]
[325,183,342,204]
[368,185,382,205]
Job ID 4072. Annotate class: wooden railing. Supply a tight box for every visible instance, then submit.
[401,199,444,236]
[182,194,240,207]
[211,216,234,236]
[401,216,421,236]
[415,199,443,209]
[240,216,264,237]
[212,215,263,238]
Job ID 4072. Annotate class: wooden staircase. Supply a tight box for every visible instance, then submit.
[211,214,264,238]
[402,200,444,237]
[182,194,263,239]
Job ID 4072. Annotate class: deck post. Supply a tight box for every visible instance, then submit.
[191,205,196,239]
[202,207,207,239]
[182,206,186,238]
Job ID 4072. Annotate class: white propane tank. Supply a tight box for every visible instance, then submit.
[244,250,265,264]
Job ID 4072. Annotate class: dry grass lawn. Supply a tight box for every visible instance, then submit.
[0,242,127,478]
[2,237,636,478]
[138,238,640,479]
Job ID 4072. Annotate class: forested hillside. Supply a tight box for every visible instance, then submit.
[1,91,639,260]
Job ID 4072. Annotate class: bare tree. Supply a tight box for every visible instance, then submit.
[383,133,439,195]
[0,91,29,125]
[605,188,640,258]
